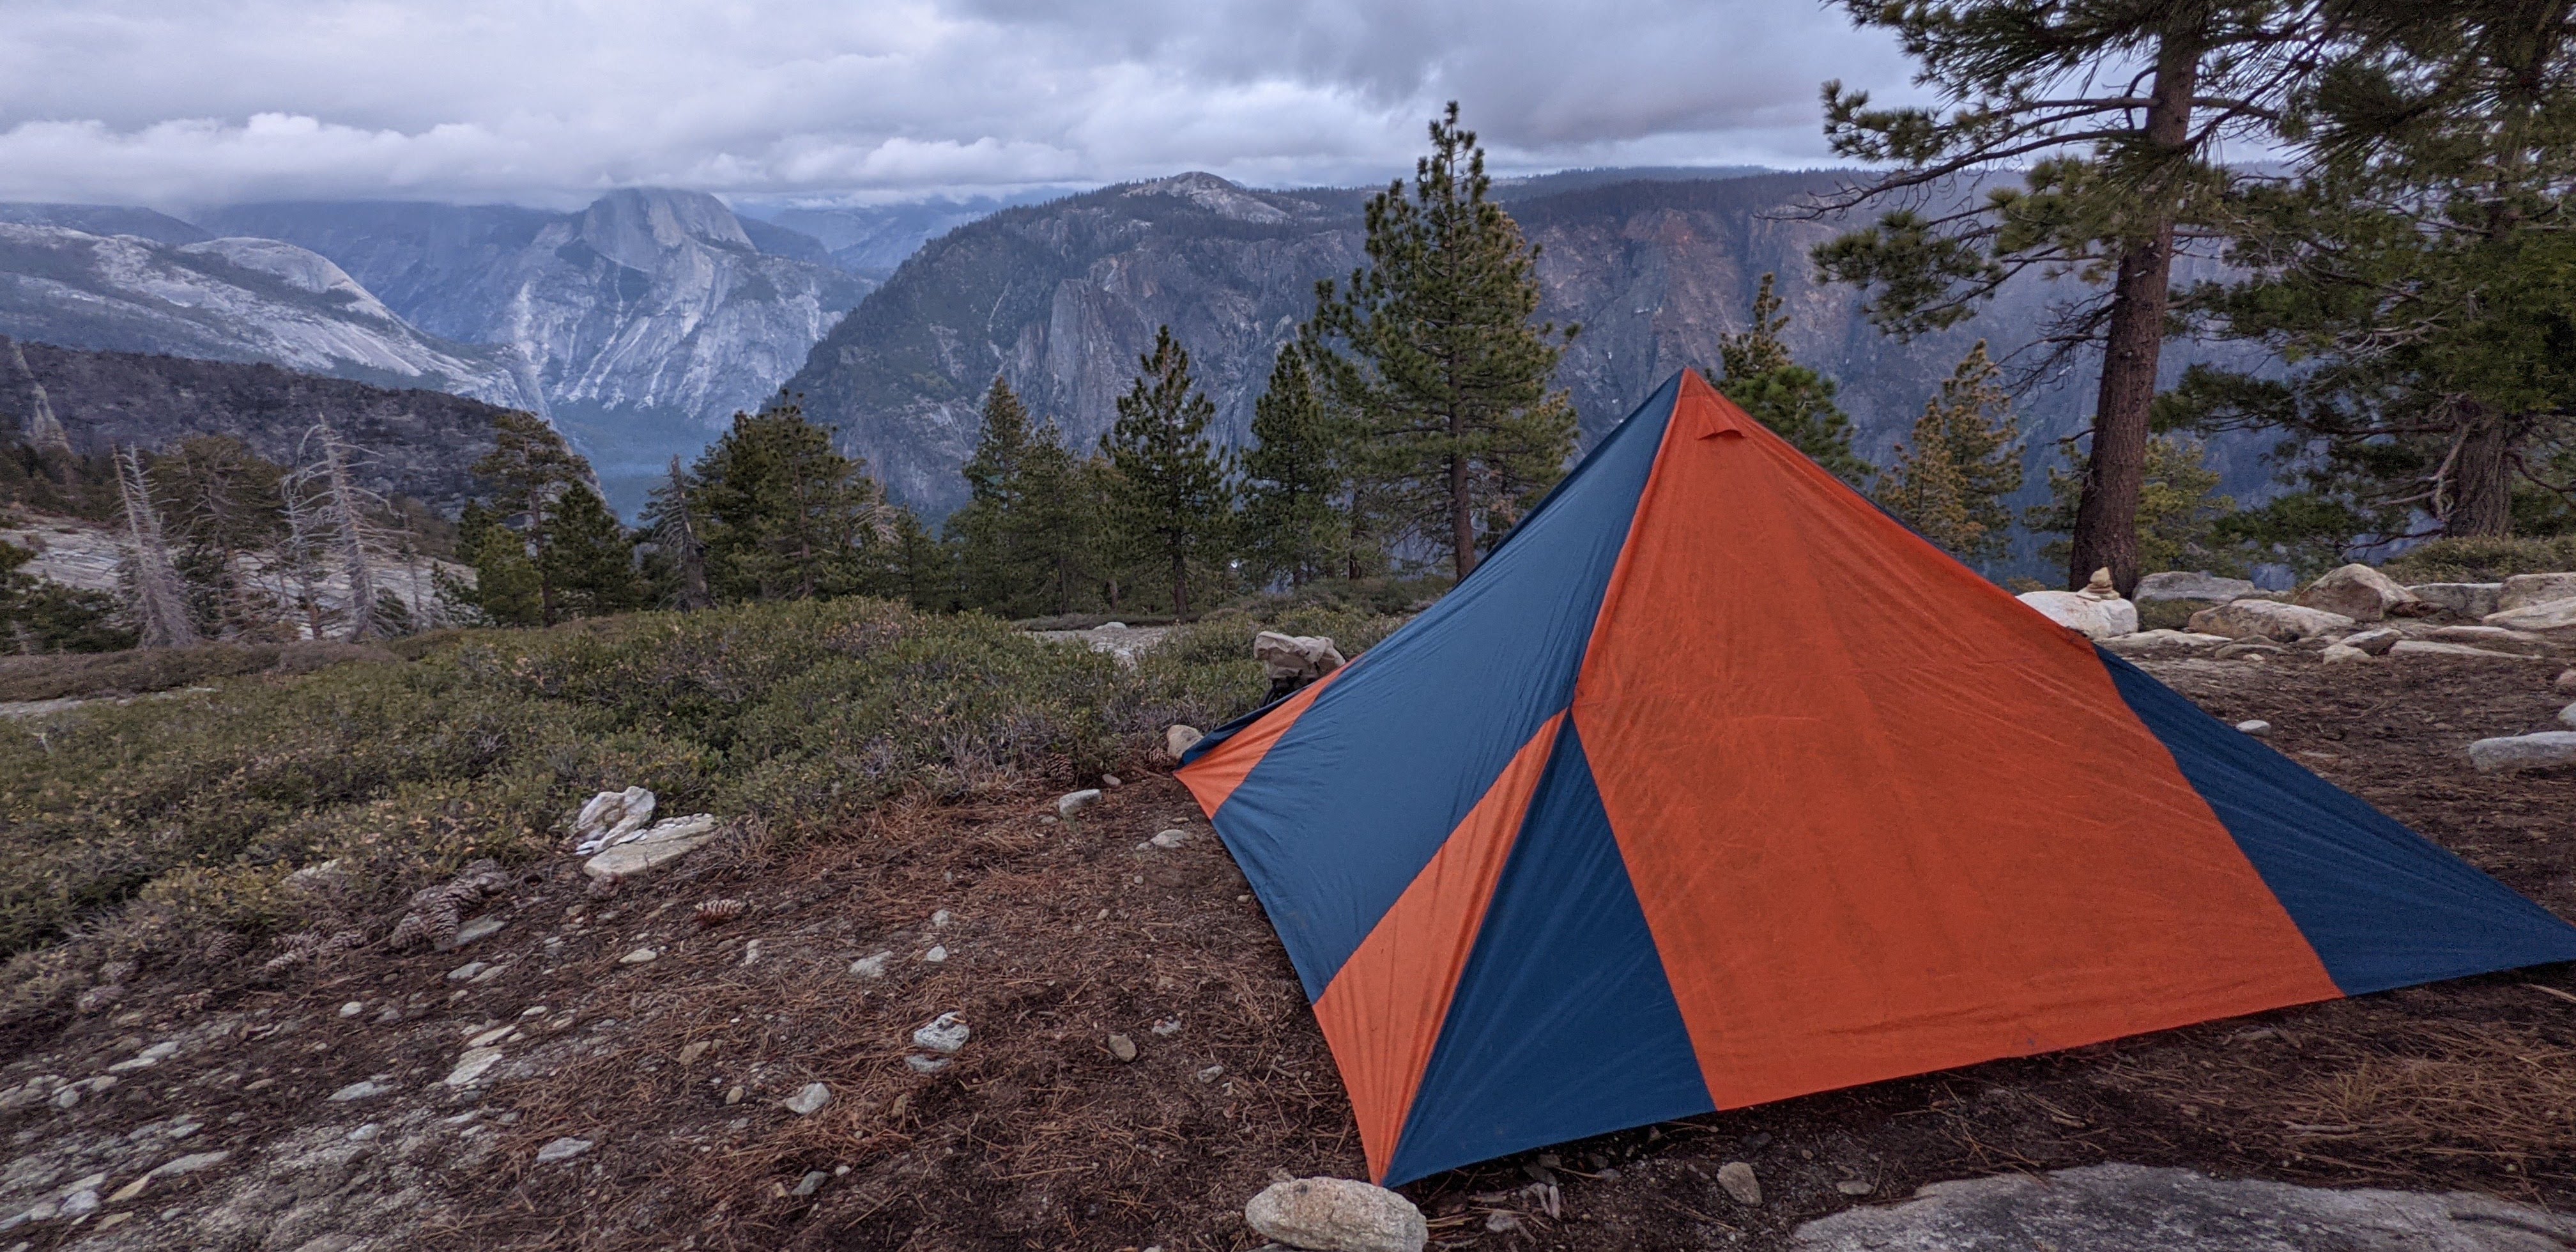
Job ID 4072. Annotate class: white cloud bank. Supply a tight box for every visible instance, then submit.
[0,0,1917,207]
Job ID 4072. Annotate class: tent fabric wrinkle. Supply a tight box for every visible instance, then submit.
[1176,368,2576,1188]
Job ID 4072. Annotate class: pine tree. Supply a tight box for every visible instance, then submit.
[540,484,643,617]
[1100,327,1236,615]
[1876,341,2023,564]
[1017,422,1098,615]
[149,436,286,638]
[1816,0,2334,592]
[471,411,590,623]
[1715,274,1873,486]
[2030,434,2237,577]
[1307,102,1577,580]
[114,445,199,649]
[693,392,893,602]
[464,522,543,626]
[952,376,1041,611]
[1242,343,1348,587]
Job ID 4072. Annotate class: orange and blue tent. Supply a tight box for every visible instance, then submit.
[1177,370,2576,1186]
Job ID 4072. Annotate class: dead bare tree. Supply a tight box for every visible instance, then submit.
[112,445,200,649]
[287,421,404,641]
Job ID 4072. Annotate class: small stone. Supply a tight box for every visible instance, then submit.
[2320,644,2368,665]
[443,1047,505,1087]
[792,1170,828,1197]
[452,916,505,947]
[445,962,487,982]
[1101,774,1123,788]
[1717,1161,1763,1206]
[922,945,948,964]
[1165,725,1204,758]
[2469,732,2576,773]
[107,1177,148,1203]
[348,1124,380,1141]
[57,1189,99,1219]
[1153,1017,1183,1037]
[618,948,658,965]
[930,909,951,927]
[2555,667,2576,693]
[1837,1180,1874,1196]
[1056,789,1103,818]
[326,1078,392,1102]
[783,1082,831,1115]
[1107,1033,1138,1062]
[339,1002,364,1018]
[471,963,507,983]
[724,1085,744,1105]
[1486,1210,1522,1233]
[850,952,891,978]
[912,1012,970,1053]
[2235,720,2272,737]
[468,1024,516,1047]
[582,813,723,883]
[904,1055,952,1074]
[1149,830,1189,849]
[107,1040,179,1072]
[2563,702,2576,731]
[151,1152,226,1177]
[2341,626,2402,655]
[1244,1177,1427,1252]
[1196,1064,1225,1083]
[534,1137,592,1164]
[52,1086,78,1109]
[739,939,762,967]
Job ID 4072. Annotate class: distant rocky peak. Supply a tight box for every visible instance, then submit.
[179,237,395,319]
[578,188,755,269]
[1123,173,1293,224]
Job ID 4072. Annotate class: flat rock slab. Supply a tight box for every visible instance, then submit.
[1795,1163,2576,1251]
[581,814,721,881]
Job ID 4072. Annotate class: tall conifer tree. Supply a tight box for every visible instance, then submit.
[693,392,893,602]
[1877,341,2024,564]
[1242,344,1347,587]
[1307,102,1577,580]
[1715,274,1874,486]
[1100,327,1236,615]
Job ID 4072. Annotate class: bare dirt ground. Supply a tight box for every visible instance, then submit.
[2,647,2572,1251]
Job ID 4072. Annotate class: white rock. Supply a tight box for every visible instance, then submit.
[1195,1063,1225,1083]
[2133,571,2260,603]
[443,1047,505,1087]
[921,945,948,964]
[618,948,659,965]
[850,952,891,978]
[1056,789,1103,819]
[1254,631,1347,683]
[534,1136,592,1164]
[2409,582,2504,618]
[783,1082,831,1115]
[1165,725,1204,758]
[2235,720,2273,736]
[1152,1017,1184,1037]
[2098,629,2231,653]
[1149,829,1189,849]
[1244,1177,1427,1252]
[327,1078,393,1102]
[2016,590,2138,639]
[2340,626,2403,655]
[1097,621,1128,631]
[930,909,951,927]
[2188,600,2355,642]
[445,962,487,982]
[2426,625,2549,650]
[2469,732,2576,772]
[571,786,656,854]
[2295,564,2420,622]
[2563,702,2576,730]
[793,1169,829,1196]
[452,916,505,947]
[152,1151,227,1178]
[2484,595,2576,636]
[339,1001,364,1018]
[582,814,721,881]
[2320,644,2368,665]
[1107,1033,1137,1062]
[903,1055,951,1074]
[911,1012,970,1054]
[57,1188,99,1219]
[1718,1161,1763,1206]
[2499,573,2576,612]
[107,1040,178,1072]
[2391,639,2529,661]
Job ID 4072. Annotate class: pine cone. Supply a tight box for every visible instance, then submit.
[693,898,746,927]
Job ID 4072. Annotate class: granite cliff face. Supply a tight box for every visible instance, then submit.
[0,223,540,413]
[3,335,527,515]
[783,171,2160,522]
[201,190,871,508]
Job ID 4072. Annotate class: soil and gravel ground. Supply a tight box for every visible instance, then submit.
[1,647,2572,1251]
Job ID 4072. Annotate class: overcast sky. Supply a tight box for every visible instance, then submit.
[0,0,1920,210]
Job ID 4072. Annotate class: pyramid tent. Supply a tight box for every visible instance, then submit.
[1177,370,2576,1187]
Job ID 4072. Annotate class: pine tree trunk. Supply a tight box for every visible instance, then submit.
[1449,449,1476,580]
[2448,411,2517,538]
[2066,30,2198,596]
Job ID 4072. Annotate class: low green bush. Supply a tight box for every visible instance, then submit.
[2382,536,2576,583]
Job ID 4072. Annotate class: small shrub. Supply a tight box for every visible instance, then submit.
[2382,536,2576,584]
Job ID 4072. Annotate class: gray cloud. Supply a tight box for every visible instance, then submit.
[0,0,1916,208]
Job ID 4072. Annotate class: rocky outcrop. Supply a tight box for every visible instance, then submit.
[2294,564,2421,622]
[2406,582,2503,619]
[2497,573,2576,612]
[2133,571,2258,604]
[2485,596,2576,637]
[1244,1177,1427,1252]
[0,224,537,412]
[2187,599,2356,642]
[6,337,530,514]
[2017,569,2138,639]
